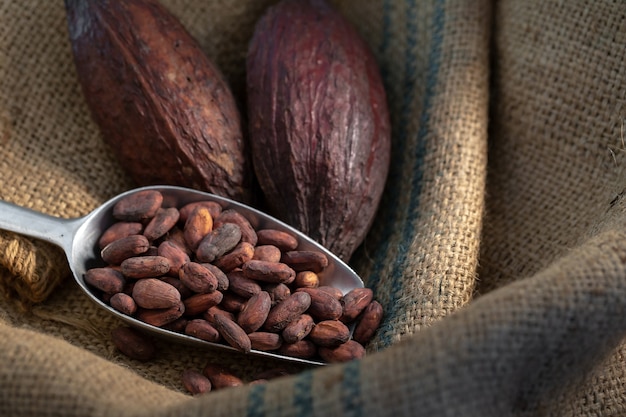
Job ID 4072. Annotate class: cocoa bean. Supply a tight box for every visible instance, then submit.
[203,306,236,324]
[308,320,350,347]
[99,222,143,249]
[157,240,190,276]
[237,291,272,333]
[296,287,343,321]
[195,222,242,262]
[84,267,126,294]
[184,319,221,343]
[143,207,180,241]
[280,250,328,273]
[179,201,222,223]
[161,317,188,333]
[263,291,311,332]
[161,276,194,299]
[136,301,185,327]
[181,369,212,395]
[277,340,317,359]
[252,245,282,263]
[256,229,298,251]
[212,313,252,353]
[248,332,283,351]
[202,363,244,390]
[263,283,291,306]
[184,206,213,250]
[101,234,150,265]
[214,209,258,246]
[227,269,262,299]
[132,278,181,309]
[109,292,137,316]
[318,340,366,363]
[219,291,247,313]
[111,326,155,362]
[112,190,163,222]
[281,313,315,344]
[293,271,319,288]
[316,285,344,300]
[352,300,383,345]
[213,242,255,272]
[179,262,218,294]
[183,291,224,316]
[201,263,229,291]
[120,255,170,279]
[242,260,296,284]
[340,287,373,323]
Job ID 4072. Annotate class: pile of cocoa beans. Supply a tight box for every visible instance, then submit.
[86,190,383,368]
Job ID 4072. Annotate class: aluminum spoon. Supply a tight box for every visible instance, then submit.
[0,185,364,366]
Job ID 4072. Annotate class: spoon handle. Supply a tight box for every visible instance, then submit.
[0,200,79,251]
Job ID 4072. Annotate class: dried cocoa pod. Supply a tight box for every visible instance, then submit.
[340,287,374,323]
[296,287,342,321]
[120,255,170,279]
[227,269,262,299]
[132,278,181,309]
[281,313,315,344]
[242,260,296,284]
[277,339,317,359]
[280,250,328,273]
[213,242,255,272]
[184,319,221,343]
[64,0,252,201]
[179,262,218,294]
[99,222,143,249]
[212,313,252,353]
[195,223,242,263]
[111,326,156,362]
[256,229,298,252]
[352,300,383,345]
[183,291,224,316]
[293,271,319,288]
[143,207,180,241]
[111,190,164,222]
[308,320,350,347]
[109,292,138,316]
[246,0,391,261]
[157,240,190,277]
[248,332,283,351]
[318,340,366,363]
[252,245,282,263]
[101,234,150,265]
[84,267,126,294]
[181,369,212,395]
[184,206,213,250]
[237,291,272,333]
[179,201,222,223]
[202,364,244,390]
[263,291,311,332]
[136,301,185,327]
[213,210,258,246]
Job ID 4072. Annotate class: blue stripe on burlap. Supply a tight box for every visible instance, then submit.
[293,370,314,417]
[247,383,267,417]
[371,0,446,348]
[341,360,363,416]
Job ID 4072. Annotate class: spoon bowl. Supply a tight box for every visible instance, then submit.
[0,185,364,366]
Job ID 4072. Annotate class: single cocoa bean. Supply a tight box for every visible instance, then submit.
[340,287,373,323]
[109,292,137,316]
[162,317,188,333]
[248,332,283,351]
[195,222,242,262]
[136,301,185,327]
[201,263,229,291]
[84,267,126,294]
[281,313,315,344]
[352,300,383,345]
[143,207,180,241]
[184,319,221,343]
[263,283,291,306]
[308,320,350,347]
[213,242,255,272]
[296,287,342,321]
[179,201,222,223]
[202,363,244,390]
[242,260,296,284]
[161,276,194,299]
[112,190,163,222]
[316,285,344,300]
[183,291,224,316]
[203,306,236,324]
[256,229,298,251]
[111,326,155,362]
[164,227,193,255]
[120,255,170,279]
[293,271,319,288]
[179,262,218,294]
[318,340,366,363]
[252,245,282,263]
[181,369,212,395]
[101,234,150,265]
[99,221,143,249]
[214,209,258,246]
[184,206,213,250]
[227,269,262,299]
[237,291,272,333]
[280,250,328,273]
[263,291,311,332]
[219,291,247,313]
[157,240,190,276]
[132,278,181,309]
[212,313,252,353]
[277,339,317,359]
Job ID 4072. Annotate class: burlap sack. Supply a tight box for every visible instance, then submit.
[1,0,625,415]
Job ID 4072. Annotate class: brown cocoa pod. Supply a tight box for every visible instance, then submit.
[195,222,242,263]
[318,340,366,363]
[277,339,317,359]
[213,210,258,246]
[179,262,218,294]
[237,291,272,333]
[212,313,252,353]
[280,250,328,273]
[293,271,319,289]
[340,287,374,323]
[201,263,229,291]
[227,269,262,299]
[213,242,255,272]
[263,291,311,332]
[202,363,244,390]
[184,319,221,343]
[296,287,342,321]
[242,260,296,284]
[99,222,143,249]
[352,300,383,345]
[179,201,222,223]
[181,369,212,395]
[263,283,291,306]
[111,326,155,362]
[183,291,224,316]
[64,0,252,201]
[256,229,298,251]
[246,0,391,261]
[143,207,180,241]
[248,332,283,351]
[281,313,315,344]
[252,245,282,263]
[203,306,236,324]
[84,267,126,294]
[120,255,170,279]
[136,301,185,327]
[111,190,164,222]
[308,320,350,347]
[101,234,150,265]
[184,206,213,250]
[109,292,138,316]
[132,278,181,309]
[157,240,190,277]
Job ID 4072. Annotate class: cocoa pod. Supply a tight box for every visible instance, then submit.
[263,291,311,332]
[157,240,190,277]
[212,313,252,353]
[340,287,374,323]
[111,190,163,222]
[120,255,170,279]
[280,250,328,273]
[64,0,252,201]
[352,300,383,345]
[318,340,366,363]
[256,229,298,252]
[101,234,150,265]
[248,332,283,351]
[183,291,224,316]
[281,313,315,344]
[109,292,138,316]
[179,262,218,294]
[184,319,221,343]
[296,287,342,320]
[252,245,282,263]
[202,364,244,390]
[214,210,258,246]
[195,223,242,263]
[308,320,350,347]
[99,222,143,249]
[136,301,185,327]
[143,207,180,241]
[242,260,296,284]
[237,291,272,333]
[84,267,126,294]
[181,369,212,395]
[132,278,181,309]
[111,326,155,362]
[246,0,391,261]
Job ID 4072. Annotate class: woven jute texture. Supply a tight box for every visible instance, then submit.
[1,0,625,416]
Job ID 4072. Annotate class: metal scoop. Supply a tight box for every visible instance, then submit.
[0,185,364,366]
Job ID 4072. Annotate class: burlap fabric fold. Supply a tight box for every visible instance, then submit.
[1,0,625,416]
